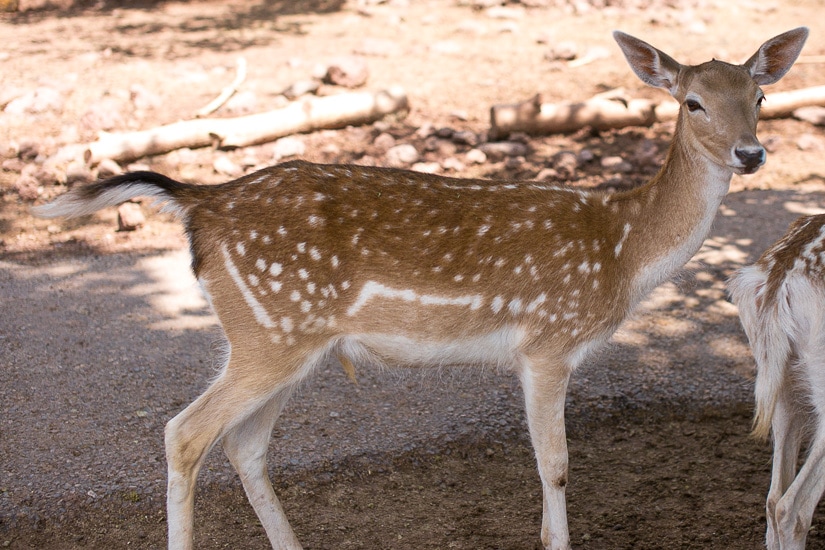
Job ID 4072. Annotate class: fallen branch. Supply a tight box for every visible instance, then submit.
[489,85,825,139]
[57,87,408,166]
[195,57,247,118]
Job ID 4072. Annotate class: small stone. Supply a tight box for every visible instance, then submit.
[272,136,306,161]
[117,202,145,231]
[441,157,465,172]
[465,149,487,164]
[213,155,243,177]
[96,158,123,178]
[411,162,440,174]
[373,132,396,153]
[477,141,527,160]
[324,56,369,88]
[281,79,321,100]
[451,130,478,146]
[385,144,419,167]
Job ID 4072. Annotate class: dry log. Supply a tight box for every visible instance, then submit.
[489,93,657,140]
[69,87,408,165]
[489,85,825,139]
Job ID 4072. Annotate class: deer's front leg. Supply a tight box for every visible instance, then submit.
[520,357,573,550]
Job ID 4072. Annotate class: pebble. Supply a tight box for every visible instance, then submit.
[385,144,419,167]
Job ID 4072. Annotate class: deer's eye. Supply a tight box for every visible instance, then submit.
[757,95,766,108]
[685,98,704,112]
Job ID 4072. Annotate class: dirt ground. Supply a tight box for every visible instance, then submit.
[2,0,825,548]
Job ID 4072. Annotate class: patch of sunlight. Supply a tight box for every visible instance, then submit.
[783,201,825,216]
[130,248,216,331]
[709,335,752,365]
[719,204,737,217]
[694,236,749,266]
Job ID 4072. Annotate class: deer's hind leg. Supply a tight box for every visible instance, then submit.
[164,345,321,550]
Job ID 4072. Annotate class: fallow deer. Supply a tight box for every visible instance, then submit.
[33,28,808,550]
[729,213,825,550]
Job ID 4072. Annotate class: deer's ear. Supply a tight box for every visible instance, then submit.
[613,31,682,96]
[743,27,808,85]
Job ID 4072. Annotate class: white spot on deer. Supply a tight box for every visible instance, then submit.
[309,247,322,261]
[281,317,294,333]
[494,258,506,268]
[543,220,553,230]
[308,215,324,227]
[454,274,464,282]
[526,293,547,313]
[269,262,283,277]
[593,262,602,273]
[270,281,282,293]
[278,226,287,236]
[346,281,484,316]
[248,274,260,287]
[262,235,272,245]
[297,242,306,254]
[331,255,340,268]
[577,261,591,274]
[477,224,491,237]
[255,258,266,271]
[514,266,523,275]
[298,269,309,280]
[341,281,350,290]
[300,301,312,313]
[250,230,258,240]
[290,290,301,302]
[472,273,482,282]
[615,223,631,257]
[235,242,246,256]
[306,282,316,294]
[221,244,275,329]
[508,298,523,315]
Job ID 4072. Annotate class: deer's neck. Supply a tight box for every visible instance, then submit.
[618,124,733,302]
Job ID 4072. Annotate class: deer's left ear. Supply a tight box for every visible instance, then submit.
[743,27,808,85]
[613,30,682,96]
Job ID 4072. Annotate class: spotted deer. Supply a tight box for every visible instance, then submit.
[33,28,808,550]
[729,213,825,550]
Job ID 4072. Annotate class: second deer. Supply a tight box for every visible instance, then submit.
[33,27,808,550]
[729,213,825,550]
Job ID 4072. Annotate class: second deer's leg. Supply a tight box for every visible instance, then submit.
[775,347,825,550]
[520,356,572,550]
[766,386,804,550]
[222,387,303,550]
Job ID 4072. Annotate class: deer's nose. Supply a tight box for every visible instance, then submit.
[735,147,766,172]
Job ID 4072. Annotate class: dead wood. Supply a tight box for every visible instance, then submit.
[489,85,825,139]
[58,87,409,166]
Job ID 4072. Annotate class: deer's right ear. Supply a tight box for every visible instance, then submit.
[743,27,808,86]
[613,31,682,96]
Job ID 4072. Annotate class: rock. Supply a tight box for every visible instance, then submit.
[411,161,440,174]
[65,160,92,185]
[373,132,396,153]
[441,157,465,172]
[601,155,633,172]
[4,86,64,115]
[536,167,559,181]
[477,141,527,160]
[13,173,39,200]
[385,144,419,167]
[324,57,369,88]
[213,155,243,177]
[465,148,487,164]
[552,151,578,176]
[281,79,321,100]
[96,158,123,178]
[272,136,306,161]
[794,106,825,126]
[117,202,145,232]
[451,130,479,146]
[545,41,578,62]
[17,140,40,161]
[796,133,825,152]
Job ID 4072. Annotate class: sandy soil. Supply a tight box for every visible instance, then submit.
[2,0,825,548]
